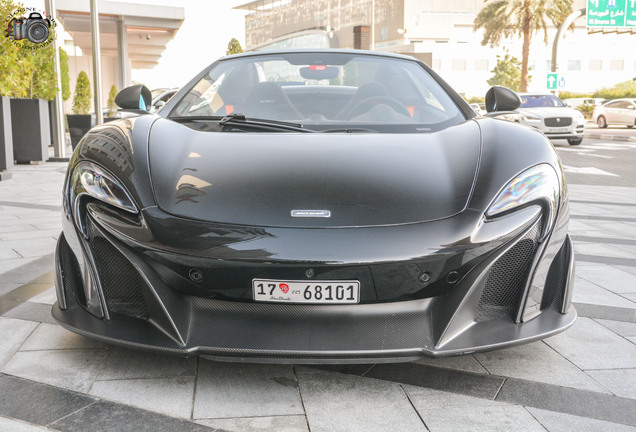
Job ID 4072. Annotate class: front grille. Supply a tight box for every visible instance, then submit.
[88,222,149,319]
[475,222,541,322]
[58,236,86,307]
[545,117,572,127]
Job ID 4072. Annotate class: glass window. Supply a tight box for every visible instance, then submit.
[520,94,565,108]
[170,52,465,133]
[605,101,623,108]
[610,60,624,71]
[567,60,581,71]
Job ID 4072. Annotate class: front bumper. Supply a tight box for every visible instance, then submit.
[53,203,576,363]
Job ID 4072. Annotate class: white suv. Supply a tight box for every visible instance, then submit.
[518,93,586,145]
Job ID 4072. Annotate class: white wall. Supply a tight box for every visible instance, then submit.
[65,53,119,114]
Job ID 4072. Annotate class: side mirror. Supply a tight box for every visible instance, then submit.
[485,86,521,113]
[115,85,152,112]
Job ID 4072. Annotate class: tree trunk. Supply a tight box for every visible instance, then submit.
[520,7,531,92]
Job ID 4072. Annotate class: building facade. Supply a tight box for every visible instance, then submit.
[236,0,636,98]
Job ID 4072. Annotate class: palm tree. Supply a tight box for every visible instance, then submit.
[474,0,573,92]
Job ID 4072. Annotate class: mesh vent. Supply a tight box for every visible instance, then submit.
[476,223,540,322]
[88,223,149,319]
[545,117,572,127]
[59,236,85,306]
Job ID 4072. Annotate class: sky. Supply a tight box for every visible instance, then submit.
[128,0,248,88]
[27,0,248,89]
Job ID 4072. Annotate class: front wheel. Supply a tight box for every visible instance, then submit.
[597,116,607,128]
[568,137,583,146]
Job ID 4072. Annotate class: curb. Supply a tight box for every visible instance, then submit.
[584,133,636,142]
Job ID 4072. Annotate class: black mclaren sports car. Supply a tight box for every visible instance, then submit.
[53,50,576,363]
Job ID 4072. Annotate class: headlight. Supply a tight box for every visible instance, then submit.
[486,164,560,241]
[521,114,541,122]
[574,111,584,119]
[69,161,138,236]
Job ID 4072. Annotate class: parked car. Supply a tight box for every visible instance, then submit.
[469,103,485,115]
[150,87,179,112]
[52,50,575,362]
[562,97,603,108]
[518,93,585,145]
[593,98,636,128]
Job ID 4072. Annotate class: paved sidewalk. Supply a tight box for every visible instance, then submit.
[0,161,635,431]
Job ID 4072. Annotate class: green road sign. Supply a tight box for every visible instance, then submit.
[587,0,636,28]
[547,73,557,90]
[627,0,636,26]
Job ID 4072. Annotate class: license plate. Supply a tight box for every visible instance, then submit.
[547,127,569,133]
[252,279,360,304]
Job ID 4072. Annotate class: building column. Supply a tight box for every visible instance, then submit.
[90,0,103,125]
[117,16,130,89]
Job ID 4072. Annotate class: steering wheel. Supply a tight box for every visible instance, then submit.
[348,96,412,119]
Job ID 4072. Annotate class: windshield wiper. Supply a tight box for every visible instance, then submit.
[171,113,312,133]
[320,127,379,133]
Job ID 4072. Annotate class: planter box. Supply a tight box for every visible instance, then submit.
[10,98,50,164]
[0,96,13,180]
[67,114,92,150]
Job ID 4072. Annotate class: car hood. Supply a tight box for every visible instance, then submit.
[148,119,481,227]
[518,107,578,118]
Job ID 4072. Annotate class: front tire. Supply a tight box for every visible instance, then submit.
[597,116,607,128]
[568,137,583,146]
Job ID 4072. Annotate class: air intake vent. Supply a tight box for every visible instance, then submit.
[88,223,149,319]
[476,222,541,322]
[542,240,570,310]
[58,235,86,307]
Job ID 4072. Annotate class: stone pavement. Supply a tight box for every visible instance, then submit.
[0,152,635,431]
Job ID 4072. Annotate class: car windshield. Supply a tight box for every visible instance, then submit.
[520,95,566,108]
[169,52,465,133]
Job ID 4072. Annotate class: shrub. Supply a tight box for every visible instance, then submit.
[106,84,118,117]
[72,71,92,114]
[557,91,591,100]
[592,81,636,99]
[60,48,71,101]
[0,0,59,99]
[576,104,595,119]
[226,38,243,55]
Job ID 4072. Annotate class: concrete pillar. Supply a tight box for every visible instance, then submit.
[90,0,103,125]
[117,16,130,89]
[45,0,67,159]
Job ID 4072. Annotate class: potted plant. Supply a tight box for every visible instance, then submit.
[9,47,58,164]
[1,0,58,165]
[67,71,92,149]
[104,84,118,122]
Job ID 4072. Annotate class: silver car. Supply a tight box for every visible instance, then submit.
[593,99,636,128]
[518,94,585,145]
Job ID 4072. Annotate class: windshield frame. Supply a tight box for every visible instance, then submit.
[161,49,474,133]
